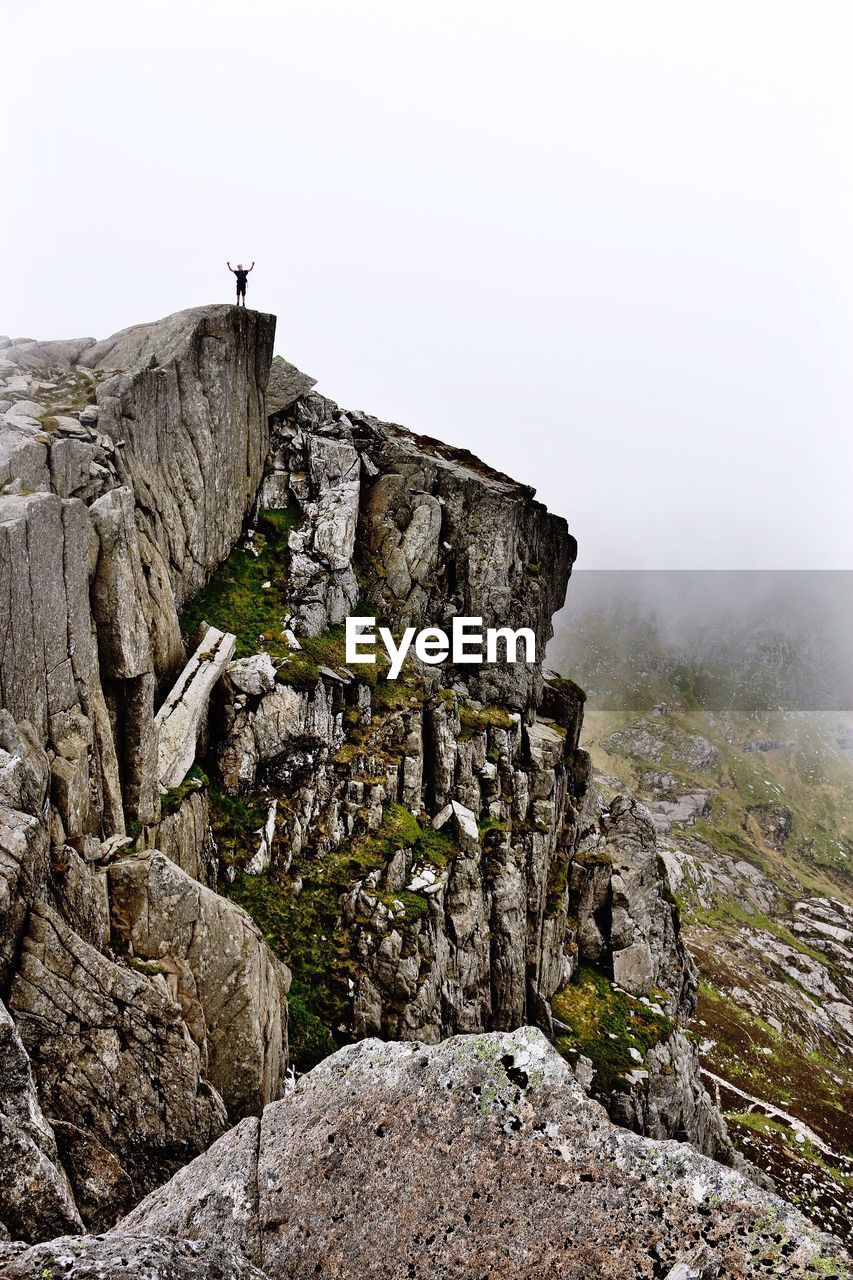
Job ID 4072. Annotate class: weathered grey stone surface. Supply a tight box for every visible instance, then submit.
[119,1029,850,1279]
[271,392,574,709]
[568,795,736,1164]
[0,1233,270,1279]
[0,798,49,990]
[226,653,277,698]
[89,485,152,679]
[283,428,361,632]
[120,1116,262,1262]
[9,902,229,1208]
[0,492,94,743]
[154,788,218,887]
[0,712,51,988]
[0,306,785,1255]
[0,999,82,1243]
[155,626,236,790]
[265,354,316,416]
[577,796,695,1012]
[51,1119,136,1234]
[0,310,286,1241]
[108,851,290,1119]
[603,721,719,770]
[82,305,275,647]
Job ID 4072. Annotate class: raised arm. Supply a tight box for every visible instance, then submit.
[227,261,233,272]
[248,262,255,272]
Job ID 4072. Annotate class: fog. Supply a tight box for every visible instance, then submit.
[550,571,853,712]
[2,1,852,569]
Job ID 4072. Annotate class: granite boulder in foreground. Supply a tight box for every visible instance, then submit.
[115,1027,850,1280]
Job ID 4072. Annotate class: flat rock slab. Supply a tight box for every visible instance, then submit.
[116,1027,849,1280]
[156,626,236,790]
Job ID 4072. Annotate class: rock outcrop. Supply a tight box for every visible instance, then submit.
[107,851,290,1119]
[9,900,230,1206]
[562,795,735,1162]
[0,308,288,1239]
[0,304,829,1258]
[117,1029,851,1280]
[192,380,737,1168]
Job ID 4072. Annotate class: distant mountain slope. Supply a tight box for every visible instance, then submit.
[549,573,853,1241]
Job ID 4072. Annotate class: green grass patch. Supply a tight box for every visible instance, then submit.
[695,979,853,1151]
[458,703,515,742]
[688,897,826,964]
[180,505,301,661]
[552,963,674,1095]
[286,992,339,1072]
[545,853,570,916]
[160,764,209,817]
[573,847,612,869]
[209,787,269,865]
[224,802,452,1072]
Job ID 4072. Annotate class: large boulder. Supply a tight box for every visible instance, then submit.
[108,851,290,1119]
[8,901,229,1214]
[118,1028,848,1279]
[155,626,236,790]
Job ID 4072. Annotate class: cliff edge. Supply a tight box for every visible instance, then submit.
[0,308,844,1273]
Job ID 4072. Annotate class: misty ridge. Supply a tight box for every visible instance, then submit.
[548,571,853,717]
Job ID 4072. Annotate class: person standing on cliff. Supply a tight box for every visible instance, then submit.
[227,260,254,307]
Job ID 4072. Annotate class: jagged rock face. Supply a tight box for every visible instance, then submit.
[0,492,96,757]
[80,307,275,656]
[202,372,735,1169]
[211,661,587,1048]
[0,305,275,828]
[0,307,786,1250]
[155,789,218,888]
[9,901,230,1208]
[747,801,795,851]
[0,309,289,1240]
[204,387,586,1053]
[267,392,574,711]
[340,698,581,1042]
[116,1029,850,1280]
[562,795,737,1164]
[0,713,51,991]
[573,796,695,1016]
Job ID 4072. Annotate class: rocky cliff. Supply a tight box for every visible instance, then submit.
[0,306,842,1269]
[0,309,289,1234]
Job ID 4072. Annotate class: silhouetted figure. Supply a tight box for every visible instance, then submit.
[227,260,254,306]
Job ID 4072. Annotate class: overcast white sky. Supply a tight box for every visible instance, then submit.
[3,0,851,568]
